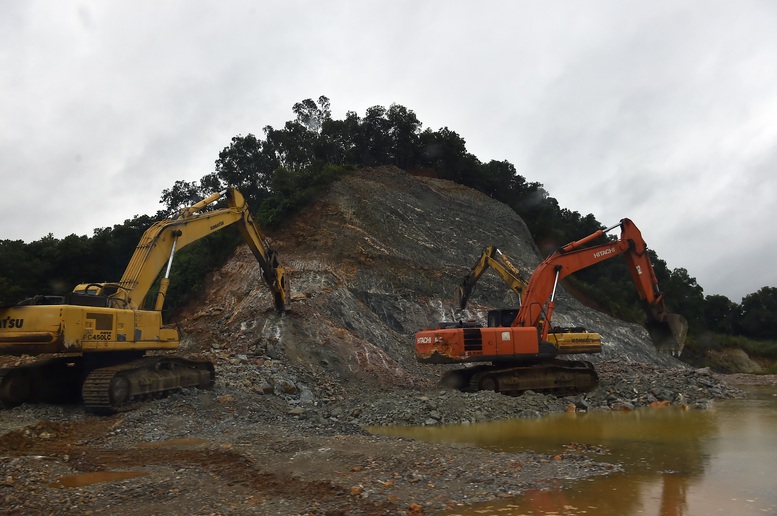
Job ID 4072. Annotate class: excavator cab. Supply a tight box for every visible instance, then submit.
[487,309,520,327]
[67,283,129,308]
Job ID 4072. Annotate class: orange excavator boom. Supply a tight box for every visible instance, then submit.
[514,219,686,354]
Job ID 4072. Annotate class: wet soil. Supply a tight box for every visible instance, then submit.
[0,358,750,515]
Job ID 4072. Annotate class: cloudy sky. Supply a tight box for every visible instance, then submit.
[2,1,776,301]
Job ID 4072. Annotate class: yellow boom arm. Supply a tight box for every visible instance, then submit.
[456,245,528,309]
[76,188,289,312]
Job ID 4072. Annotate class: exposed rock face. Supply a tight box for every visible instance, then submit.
[176,166,682,393]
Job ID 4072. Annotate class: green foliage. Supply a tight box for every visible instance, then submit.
[661,267,705,331]
[160,180,208,216]
[679,331,777,373]
[293,96,331,133]
[703,294,738,334]
[258,164,352,227]
[732,335,777,360]
[213,133,275,204]
[737,287,777,339]
[692,332,777,359]
[0,239,51,304]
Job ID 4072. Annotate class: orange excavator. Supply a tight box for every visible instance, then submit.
[454,244,603,366]
[415,218,687,394]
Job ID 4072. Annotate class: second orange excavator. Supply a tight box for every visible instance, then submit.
[415,218,687,395]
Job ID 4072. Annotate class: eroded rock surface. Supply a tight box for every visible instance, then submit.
[178,166,680,396]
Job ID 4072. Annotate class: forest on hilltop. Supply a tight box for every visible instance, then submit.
[1,96,775,369]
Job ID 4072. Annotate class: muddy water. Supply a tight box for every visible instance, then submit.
[370,386,777,515]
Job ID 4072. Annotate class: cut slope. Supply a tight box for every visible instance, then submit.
[176,166,680,392]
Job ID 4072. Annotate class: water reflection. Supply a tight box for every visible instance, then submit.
[369,387,777,515]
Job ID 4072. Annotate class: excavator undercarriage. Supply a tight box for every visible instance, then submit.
[80,355,215,413]
[440,359,599,395]
[0,352,215,412]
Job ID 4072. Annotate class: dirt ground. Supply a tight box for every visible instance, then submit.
[0,362,758,516]
[1,397,611,516]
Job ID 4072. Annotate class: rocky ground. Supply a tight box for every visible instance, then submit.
[0,352,755,516]
[2,167,763,514]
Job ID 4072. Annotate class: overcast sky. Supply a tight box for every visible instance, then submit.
[2,1,776,301]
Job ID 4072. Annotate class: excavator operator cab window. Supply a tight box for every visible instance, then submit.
[100,285,120,296]
[65,292,111,307]
[487,309,519,327]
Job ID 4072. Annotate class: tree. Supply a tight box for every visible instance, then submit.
[320,110,361,165]
[737,287,777,339]
[476,160,519,202]
[356,105,392,166]
[662,267,705,330]
[214,134,276,205]
[264,121,318,171]
[0,239,48,303]
[418,127,473,182]
[292,96,331,134]
[385,103,422,169]
[160,180,207,215]
[703,294,738,334]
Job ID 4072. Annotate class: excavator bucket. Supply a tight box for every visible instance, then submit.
[645,313,688,356]
[455,285,470,310]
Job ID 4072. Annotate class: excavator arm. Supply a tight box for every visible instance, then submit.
[514,218,686,354]
[77,188,289,312]
[456,246,528,309]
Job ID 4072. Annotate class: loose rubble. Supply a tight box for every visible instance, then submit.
[0,351,750,515]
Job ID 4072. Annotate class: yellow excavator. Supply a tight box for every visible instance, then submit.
[0,188,289,412]
[456,245,528,310]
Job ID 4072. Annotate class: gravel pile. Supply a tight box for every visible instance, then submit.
[217,354,744,430]
[0,346,750,515]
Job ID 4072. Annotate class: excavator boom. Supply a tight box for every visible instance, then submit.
[514,219,686,355]
[110,188,289,312]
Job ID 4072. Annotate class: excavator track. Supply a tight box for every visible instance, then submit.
[441,359,598,396]
[0,356,83,408]
[0,368,29,408]
[82,356,215,414]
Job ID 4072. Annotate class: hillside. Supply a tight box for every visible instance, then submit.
[177,166,679,392]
